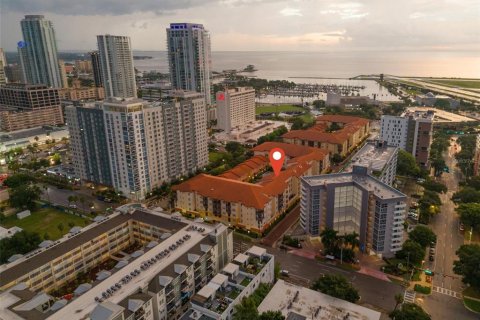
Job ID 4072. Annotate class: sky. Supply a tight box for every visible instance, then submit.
[1,0,479,52]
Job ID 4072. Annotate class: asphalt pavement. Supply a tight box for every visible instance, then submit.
[41,185,112,213]
[421,137,478,320]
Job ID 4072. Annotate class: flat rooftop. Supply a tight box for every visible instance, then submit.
[46,213,219,320]
[258,280,381,320]
[0,126,68,143]
[302,171,406,200]
[0,210,187,287]
[406,107,477,123]
[345,141,397,173]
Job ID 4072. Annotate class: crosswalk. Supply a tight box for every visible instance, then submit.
[432,286,461,299]
[404,290,416,303]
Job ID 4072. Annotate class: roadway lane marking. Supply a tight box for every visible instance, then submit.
[404,290,416,303]
[432,286,461,299]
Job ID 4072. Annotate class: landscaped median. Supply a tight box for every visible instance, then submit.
[463,287,480,313]
[414,284,432,295]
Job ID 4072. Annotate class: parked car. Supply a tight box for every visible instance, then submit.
[429,254,435,261]
[280,270,289,276]
[460,223,465,231]
[69,204,77,209]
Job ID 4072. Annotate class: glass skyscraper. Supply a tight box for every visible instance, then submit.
[19,15,63,88]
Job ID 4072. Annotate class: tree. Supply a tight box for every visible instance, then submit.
[320,228,339,253]
[343,232,360,250]
[291,117,305,130]
[431,158,446,177]
[393,293,404,312]
[457,203,480,230]
[51,153,61,165]
[57,223,64,233]
[396,240,425,266]
[34,136,39,142]
[452,187,480,204]
[0,231,42,263]
[67,195,78,206]
[9,185,41,211]
[225,141,245,155]
[453,244,480,290]
[397,150,420,177]
[259,311,284,320]
[3,173,35,188]
[331,153,344,164]
[389,303,431,320]
[233,297,259,320]
[274,262,281,281]
[421,180,447,194]
[311,274,360,303]
[408,225,437,248]
[68,222,75,229]
[312,100,325,110]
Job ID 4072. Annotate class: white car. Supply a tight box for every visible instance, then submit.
[69,204,77,209]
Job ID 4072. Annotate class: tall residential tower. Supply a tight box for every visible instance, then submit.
[167,23,212,104]
[96,35,136,98]
[18,15,63,88]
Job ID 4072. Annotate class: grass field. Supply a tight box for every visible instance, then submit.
[426,79,480,89]
[1,208,90,240]
[209,151,225,163]
[256,104,304,115]
[464,287,480,299]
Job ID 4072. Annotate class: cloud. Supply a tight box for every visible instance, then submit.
[320,2,369,19]
[409,12,427,19]
[2,0,215,16]
[280,7,302,17]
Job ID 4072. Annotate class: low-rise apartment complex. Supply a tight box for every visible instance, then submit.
[282,115,370,156]
[0,206,233,320]
[174,142,329,234]
[301,165,407,257]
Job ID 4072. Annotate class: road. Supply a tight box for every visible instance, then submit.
[390,76,480,103]
[421,137,478,319]
[234,234,403,313]
[261,205,300,247]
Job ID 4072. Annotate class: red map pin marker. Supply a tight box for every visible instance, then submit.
[269,148,285,177]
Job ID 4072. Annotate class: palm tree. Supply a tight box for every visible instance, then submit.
[393,293,404,311]
[344,232,360,250]
[320,228,338,252]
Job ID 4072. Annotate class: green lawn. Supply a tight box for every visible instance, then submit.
[298,113,315,124]
[464,297,480,313]
[1,208,90,240]
[464,287,480,299]
[426,79,480,89]
[209,151,225,163]
[256,104,304,115]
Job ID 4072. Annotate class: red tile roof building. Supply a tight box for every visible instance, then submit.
[282,115,370,156]
[173,142,330,234]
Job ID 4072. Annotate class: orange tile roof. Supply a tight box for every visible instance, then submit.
[282,115,369,144]
[219,155,269,181]
[173,142,329,209]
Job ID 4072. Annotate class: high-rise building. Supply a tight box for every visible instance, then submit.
[216,87,256,133]
[167,23,212,105]
[65,103,112,186]
[89,51,103,88]
[380,110,434,168]
[18,15,62,88]
[67,91,208,200]
[0,48,6,84]
[0,83,63,131]
[96,35,136,98]
[301,165,407,258]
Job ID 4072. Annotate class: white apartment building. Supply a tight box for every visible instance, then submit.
[216,87,256,133]
[380,116,409,149]
[167,23,212,105]
[183,246,274,320]
[67,92,208,200]
[0,207,233,320]
[380,110,434,168]
[344,140,398,186]
[97,35,137,98]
